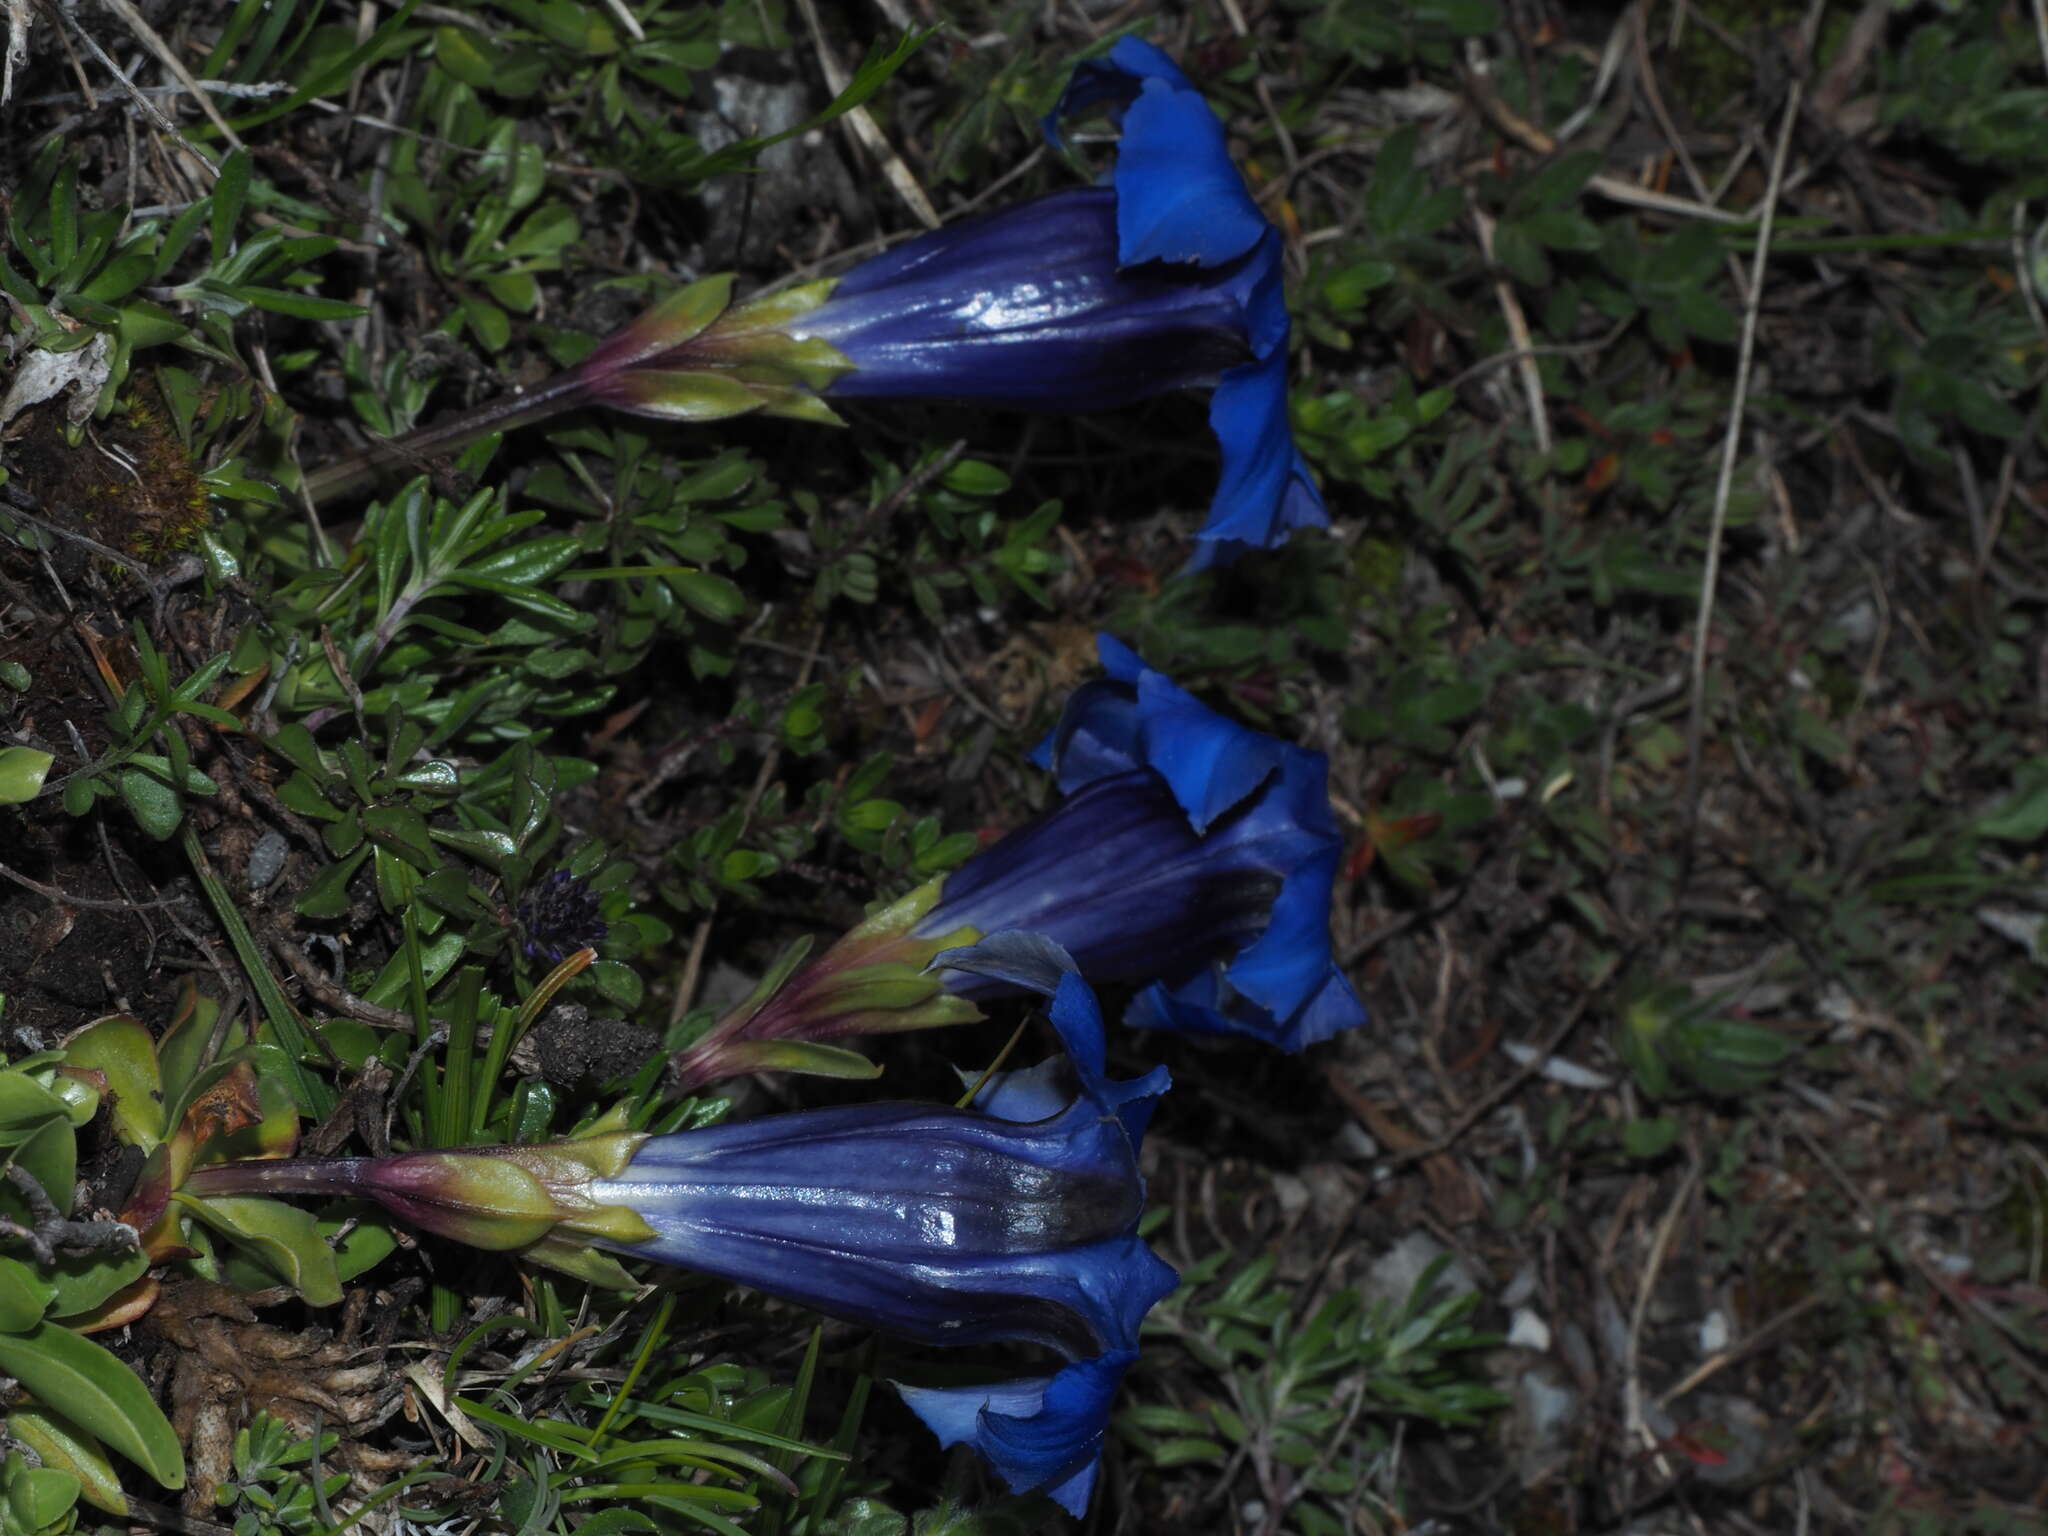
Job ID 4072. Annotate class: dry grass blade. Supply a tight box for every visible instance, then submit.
[1680,78,1806,855]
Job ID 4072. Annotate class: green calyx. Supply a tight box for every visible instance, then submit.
[386,1130,656,1252]
[602,275,851,426]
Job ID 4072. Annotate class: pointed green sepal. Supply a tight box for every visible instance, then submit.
[602,273,737,370]
[721,278,839,332]
[394,1155,565,1250]
[519,1232,644,1291]
[844,877,950,943]
[610,367,769,422]
[756,387,847,426]
[711,1039,885,1081]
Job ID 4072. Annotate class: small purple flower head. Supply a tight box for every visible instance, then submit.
[598,934,1176,1512]
[915,634,1367,1052]
[517,870,607,965]
[778,37,1324,564]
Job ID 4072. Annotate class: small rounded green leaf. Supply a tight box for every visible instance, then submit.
[44,1246,149,1321]
[667,570,746,624]
[0,746,52,804]
[4,1459,79,1531]
[116,765,183,840]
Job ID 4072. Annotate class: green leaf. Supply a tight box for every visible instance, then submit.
[177,1195,343,1306]
[0,1324,185,1487]
[1976,762,2048,842]
[940,459,1010,496]
[668,570,746,623]
[296,846,370,918]
[0,1073,70,1139]
[61,1016,165,1149]
[433,24,501,87]
[43,1246,148,1321]
[323,1209,398,1283]
[5,1405,127,1516]
[462,294,512,350]
[464,534,581,585]
[211,150,251,256]
[3,1457,78,1532]
[236,286,366,321]
[116,765,184,840]
[0,1255,55,1333]
[12,1119,76,1219]
[361,803,441,869]
[1622,1116,1681,1159]
[0,745,52,804]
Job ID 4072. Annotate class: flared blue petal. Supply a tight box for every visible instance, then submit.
[1028,676,1139,782]
[1113,79,1268,267]
[1190,345,1328,566]
[1129,954,1366,1053]
[1045,36,1193,145]
[955,635,1369,1052]
[898,1350,1138,1515]
[1046,39,1266,271]
[1131,665,1284,834]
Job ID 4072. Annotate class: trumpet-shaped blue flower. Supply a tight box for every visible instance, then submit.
[780,36,1324,564]
[188,937,1174,1513]
[666,634,1364,1094]
[939,633,1366,1050]
[305,41,1325,562]
[601,934,1175,1513]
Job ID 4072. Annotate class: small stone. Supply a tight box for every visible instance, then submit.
[246,830,288,891]
[1335,1121,1380,1161]
[1362,1231,1479,1312]
[1698,1309,1730,1355]
[1509,1307,1552,1352]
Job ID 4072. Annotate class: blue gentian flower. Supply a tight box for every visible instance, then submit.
[600,934,1176,1513]
[780,36,1325,565]
[925,633,1367,1050]
[666,634,1365,1094]
[306,41,1325,561]
[187,936,1174,1513]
